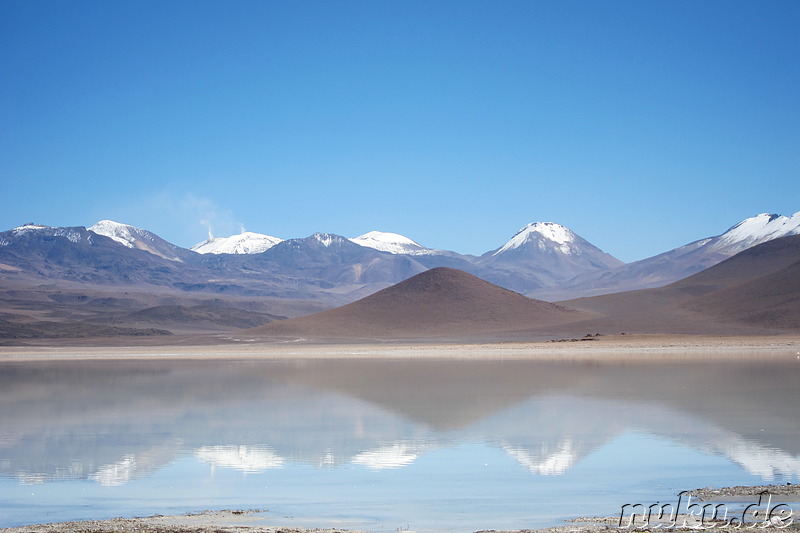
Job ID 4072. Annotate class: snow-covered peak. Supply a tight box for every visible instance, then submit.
[191,232,283,254]
[493,222,578,256]
[89,220,143,248]
[89,220,183,261]
[350,230,431,255]
[713,212,800,252]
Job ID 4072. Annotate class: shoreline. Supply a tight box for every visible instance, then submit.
[2,484,798,533]
[1,334,800,362]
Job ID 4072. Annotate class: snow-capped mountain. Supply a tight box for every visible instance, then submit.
[1,223,90,246]
[0,223,200,286]
[535,212,800,300]
[89,220,188,262]
[477,222,624,293]
[491,222,580,257]
[656,212,800,270]
[266,232,400,262]
[267,232,356,252]
[350,231,432,255]
[240,232,427,287]
[710,212,800,253]
[191,231,283,255]
[487,222,623,268]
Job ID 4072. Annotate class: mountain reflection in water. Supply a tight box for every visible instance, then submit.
[0,357,798,528]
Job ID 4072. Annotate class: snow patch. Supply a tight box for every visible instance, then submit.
[313,233,335,247]
[60,229,82,243]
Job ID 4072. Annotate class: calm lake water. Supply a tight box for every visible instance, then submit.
[0,357,798,532]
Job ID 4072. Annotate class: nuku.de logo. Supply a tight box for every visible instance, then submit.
[618,490,793,529]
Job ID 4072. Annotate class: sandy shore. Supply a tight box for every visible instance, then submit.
[1,334,800,361]
[3,484,797,533]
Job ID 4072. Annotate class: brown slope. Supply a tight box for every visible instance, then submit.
[250,267,586,340]
[682,259,800,329]
[668,232,800,294]
[561,235,800,334]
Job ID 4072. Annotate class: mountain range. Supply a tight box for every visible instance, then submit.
[1,212,798,341]
[249,234,800,341]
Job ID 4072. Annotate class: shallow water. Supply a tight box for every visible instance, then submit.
[0,357,798,532]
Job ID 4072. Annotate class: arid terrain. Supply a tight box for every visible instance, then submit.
[2,234,799,346]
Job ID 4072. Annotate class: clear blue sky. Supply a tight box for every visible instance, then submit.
[2,0,798,262]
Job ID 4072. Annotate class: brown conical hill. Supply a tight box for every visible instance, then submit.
[250,267,585,340]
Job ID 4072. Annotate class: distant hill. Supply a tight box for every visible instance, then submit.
[250,267,587,340]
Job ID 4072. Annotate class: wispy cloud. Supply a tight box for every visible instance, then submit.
[177,193,240,240]
[109,191,244,247]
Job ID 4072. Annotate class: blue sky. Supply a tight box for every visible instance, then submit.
[2,0,798,262]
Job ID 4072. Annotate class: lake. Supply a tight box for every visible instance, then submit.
[0,356,798,532]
